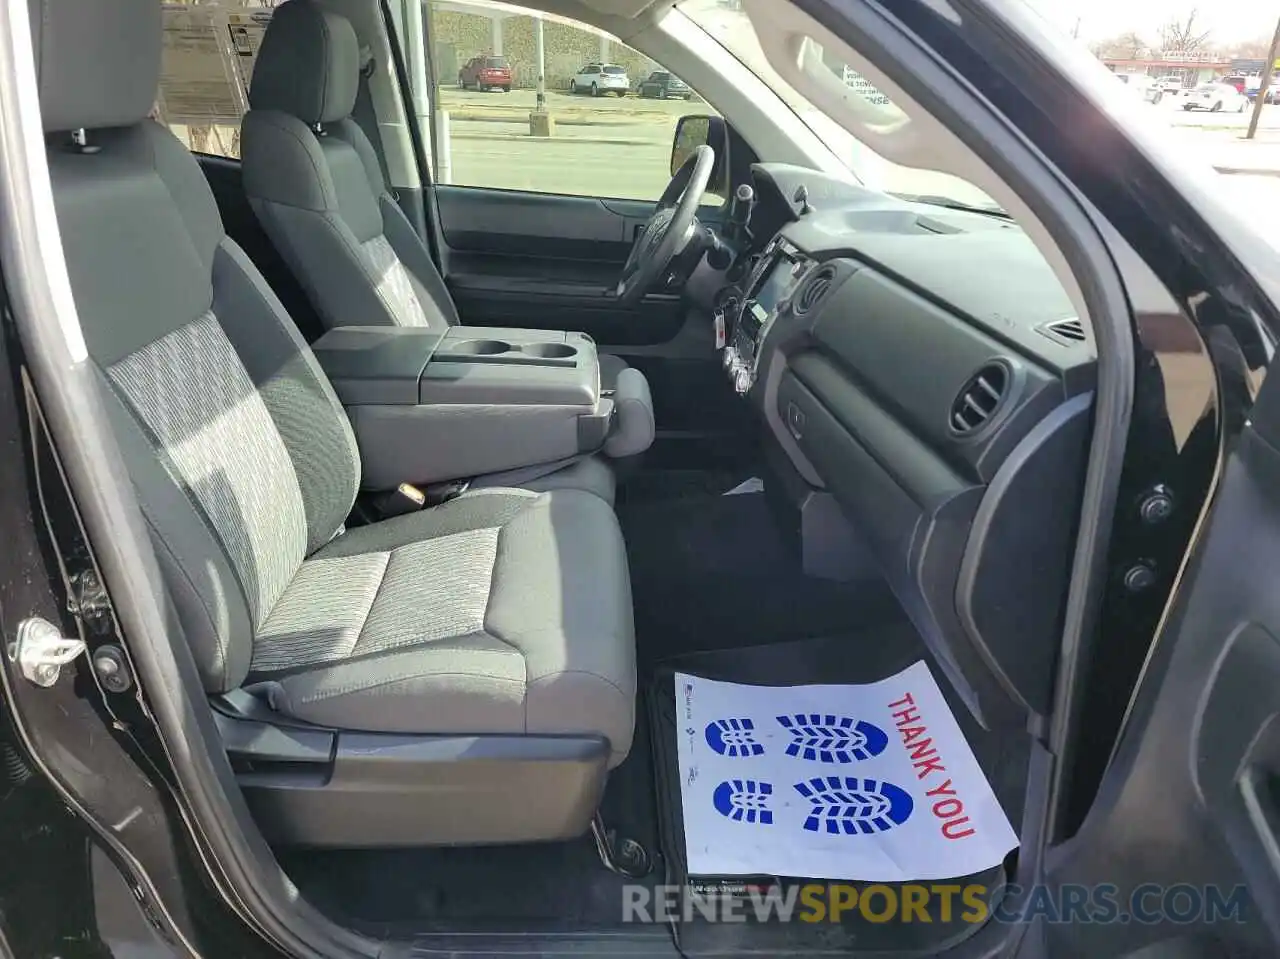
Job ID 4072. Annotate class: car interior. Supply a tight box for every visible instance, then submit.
[28,0,1097,953]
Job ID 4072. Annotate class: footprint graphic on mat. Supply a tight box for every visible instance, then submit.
[712,779,774,824]
[776,713,888,764]
[704,717,766,757]
[794,776,914,835]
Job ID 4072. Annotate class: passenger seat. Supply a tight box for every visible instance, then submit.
[32,0,637,846]
[240,1,655,478]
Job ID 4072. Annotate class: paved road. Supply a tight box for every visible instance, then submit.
[435,82,1280,240]
[448,131,672,198]
[1207,174,1280,241]
[1157,96,1280,131]
[443,127,1280,247]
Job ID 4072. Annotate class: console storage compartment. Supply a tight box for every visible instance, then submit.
[312,327,613,488]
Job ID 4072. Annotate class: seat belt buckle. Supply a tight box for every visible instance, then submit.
[372,482,427,518]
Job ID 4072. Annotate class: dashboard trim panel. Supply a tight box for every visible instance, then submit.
[725,165,1097,725]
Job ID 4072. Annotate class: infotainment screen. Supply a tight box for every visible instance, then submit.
[746,251,804,327]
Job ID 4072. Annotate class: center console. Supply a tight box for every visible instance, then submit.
[313,326,616,489]
[722,238,813,395]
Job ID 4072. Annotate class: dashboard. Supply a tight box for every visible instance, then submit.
[718,163,1096,727]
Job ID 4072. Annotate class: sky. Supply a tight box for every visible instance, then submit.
[1023,0,1279,46]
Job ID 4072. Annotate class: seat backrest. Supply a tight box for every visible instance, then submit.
[242,0,458,333]
[32,0,362,694]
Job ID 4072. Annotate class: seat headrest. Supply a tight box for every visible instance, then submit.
[249,0,360,125]
[28,0,161,133]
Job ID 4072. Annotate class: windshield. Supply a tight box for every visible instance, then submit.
[603,66,626,75]
[676,0,1002,213]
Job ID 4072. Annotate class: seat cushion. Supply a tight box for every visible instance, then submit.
[518,457,617,502]
[247,488,636,766]
[470,455,616,504]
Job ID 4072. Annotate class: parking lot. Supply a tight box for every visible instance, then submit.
[432,83,1280,238]
[438,87,698,198]
[1156,91,1280,129]
[441,87,702,116]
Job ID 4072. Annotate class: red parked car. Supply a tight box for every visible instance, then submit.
[458,55,512,92]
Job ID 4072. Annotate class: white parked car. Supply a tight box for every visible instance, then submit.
[1115,74,1163,104]
[1156,75,1185,95]
[1182,82,1248,113]
[570,63,630,97]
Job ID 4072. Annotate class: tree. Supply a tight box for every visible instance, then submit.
[1159,10,1212,54]
[1090,31,1148,59]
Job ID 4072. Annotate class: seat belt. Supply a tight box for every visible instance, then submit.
[353,50,394,191]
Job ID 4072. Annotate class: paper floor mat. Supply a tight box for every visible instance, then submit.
[674,660,1018,882]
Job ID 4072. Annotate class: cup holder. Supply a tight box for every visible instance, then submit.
[521,342,578,360]
[451,339,511,356]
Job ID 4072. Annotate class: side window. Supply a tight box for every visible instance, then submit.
[154,2,277,160]
[415,0,720,202]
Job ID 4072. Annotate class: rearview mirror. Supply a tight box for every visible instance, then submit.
[671,114,729,195]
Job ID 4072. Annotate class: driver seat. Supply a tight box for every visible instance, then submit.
[240,1,654,468]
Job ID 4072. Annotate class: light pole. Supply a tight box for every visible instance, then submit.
[528,14,553,136]
[1246,13,1280,140]
[535,16,546,112]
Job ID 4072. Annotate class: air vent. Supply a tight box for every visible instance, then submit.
[793,266,837,314]
[1038,317,1087,345]
[950,362,1010,435]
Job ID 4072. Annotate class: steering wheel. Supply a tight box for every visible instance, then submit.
[614,144,715,306]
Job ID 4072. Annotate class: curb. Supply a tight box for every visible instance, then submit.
[451,131,660,147]
[1214,165,1280,178]
[447,111,662,127]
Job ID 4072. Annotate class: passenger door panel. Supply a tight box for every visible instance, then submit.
[436,185,688,346]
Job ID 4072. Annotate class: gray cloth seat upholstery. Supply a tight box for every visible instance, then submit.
[239,1,650,469]
[32,0,637,826]
[250,488,634,765]
[240,0,631,388]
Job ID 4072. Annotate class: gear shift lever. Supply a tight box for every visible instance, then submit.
[726,183,755,242]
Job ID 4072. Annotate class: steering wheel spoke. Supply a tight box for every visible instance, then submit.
[613,145,715,306]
